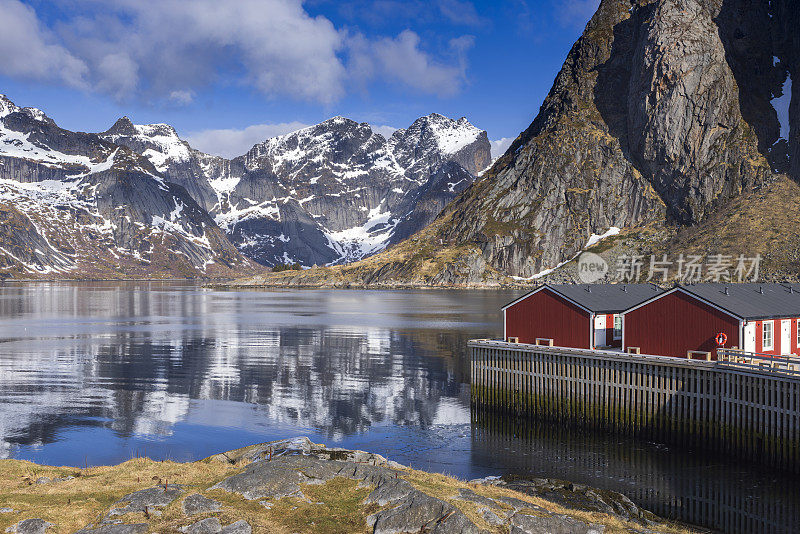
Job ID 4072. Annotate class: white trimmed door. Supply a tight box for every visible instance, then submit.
[743,323,756,353]
[594,315,606,348]
[782,319,792,354]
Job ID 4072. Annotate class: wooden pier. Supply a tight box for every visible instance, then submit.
[470,340,800,472]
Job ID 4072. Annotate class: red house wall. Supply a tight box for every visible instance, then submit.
[624,291,740,359]
[755,318,800,355]
[505,289,591,348]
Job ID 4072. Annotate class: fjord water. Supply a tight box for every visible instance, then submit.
[0,283,796,532]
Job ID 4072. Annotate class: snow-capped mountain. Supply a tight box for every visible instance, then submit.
[0,94,258,278]
[105,113,491,266]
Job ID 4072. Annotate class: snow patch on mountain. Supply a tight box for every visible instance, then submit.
[134,124,192,171]
[426,115,483,155]
[107,110,491,268]
[0,123,109,171]
[325,201,399,262]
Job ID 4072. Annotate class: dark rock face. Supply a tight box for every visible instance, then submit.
[102,118,225,213]
[428,0,790,280]
[106,114,491,267]
[0,95,258,279]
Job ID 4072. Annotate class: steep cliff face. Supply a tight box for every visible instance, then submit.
[101,117,229,212]
[0,95,258,278]
[238,0,797,287]
[440,0,779,279]
[110,113,491,267]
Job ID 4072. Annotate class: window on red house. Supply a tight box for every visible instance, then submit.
[763,321,774,351]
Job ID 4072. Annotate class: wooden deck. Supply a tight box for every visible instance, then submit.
[470,340,800,472]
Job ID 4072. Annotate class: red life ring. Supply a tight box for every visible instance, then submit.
[715,332,727,346]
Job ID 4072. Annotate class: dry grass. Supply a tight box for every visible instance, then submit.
[0,457,236,533]
[0,453,698,534]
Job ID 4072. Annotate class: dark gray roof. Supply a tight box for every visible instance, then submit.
[504,283,663,314]
[678,283,800,320]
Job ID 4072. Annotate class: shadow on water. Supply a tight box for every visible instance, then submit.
[472,411,800,534]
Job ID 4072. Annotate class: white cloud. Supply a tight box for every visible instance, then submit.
[556,0,600,27]
[59,0,347,104]
[186,122,310,158]
[349,30,474,96]
[437,0,483,26]
[490,137,514,158]
[0,0,88,88]
[370,124,398,139]
[1,1,476,104]
[169,90,195,105]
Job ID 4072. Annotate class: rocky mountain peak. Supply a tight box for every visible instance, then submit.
[134,123,181,138]
[0,94,20,118]
[390,113,490,175]
[104,116,137,136]
[0,95,51,124]
[92,108,491,268]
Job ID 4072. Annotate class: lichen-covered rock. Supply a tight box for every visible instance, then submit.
[4,519,52,534]
[107,485,184,516]
[182,494,222,516]
[179,517,221,534]
[510,512,604,534]
[366,491,484,534]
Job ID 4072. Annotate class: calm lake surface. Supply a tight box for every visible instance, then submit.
[0,282,797,532]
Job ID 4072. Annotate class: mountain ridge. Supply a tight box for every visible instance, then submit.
[0,91,492,279]
[103,111,491,268]
[229,0,799,288]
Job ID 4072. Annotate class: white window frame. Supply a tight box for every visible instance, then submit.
[763,320,774,351]
[613,314,622,340]
[796,319,799,348]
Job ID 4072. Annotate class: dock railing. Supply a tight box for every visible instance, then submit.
[473,339,800,377]
[717,347,800,375]
[470,339,800,472]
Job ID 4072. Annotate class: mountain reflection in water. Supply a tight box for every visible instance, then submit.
[0,282,796,533]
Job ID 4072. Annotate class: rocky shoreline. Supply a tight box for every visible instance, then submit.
[0,437,702,534]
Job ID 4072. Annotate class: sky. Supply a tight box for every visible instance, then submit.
[0,0,601,158]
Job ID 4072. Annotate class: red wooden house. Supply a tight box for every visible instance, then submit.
[503,284,663,349]
[622,283,800,358]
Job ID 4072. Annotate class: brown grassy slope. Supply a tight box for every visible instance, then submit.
[663,175,800,280]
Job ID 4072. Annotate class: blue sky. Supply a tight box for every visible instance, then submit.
[0,0,600,158]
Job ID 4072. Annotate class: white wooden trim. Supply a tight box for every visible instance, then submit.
[501,284,593,314]
[612,313,622,340]
[622,313,626,351]
[503,308,507,340]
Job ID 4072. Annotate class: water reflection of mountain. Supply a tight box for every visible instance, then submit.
[0,284,511,456]
[472,412,800,534]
